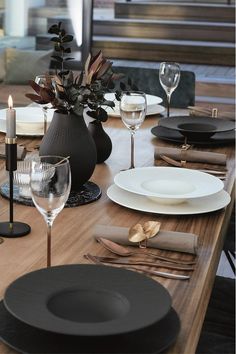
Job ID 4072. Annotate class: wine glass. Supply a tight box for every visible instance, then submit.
[159,62,180,117]
[35,75,55,134]
[120,91,147,169]
[30,156,71,267]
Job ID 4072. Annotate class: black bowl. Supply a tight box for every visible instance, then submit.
[177,122,217,140]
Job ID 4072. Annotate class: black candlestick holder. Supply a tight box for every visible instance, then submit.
[0,138,31,238]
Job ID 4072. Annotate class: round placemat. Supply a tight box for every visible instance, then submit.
[4,264,171,336]
[0,300,180,354]
[0,181,101,208]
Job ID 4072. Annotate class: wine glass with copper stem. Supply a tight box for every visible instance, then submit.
[30,156,71,267]
[120,91,147,169]
[35,74,55,134]
[159,62,180,117]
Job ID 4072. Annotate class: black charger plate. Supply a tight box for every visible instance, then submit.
[151,125,235,146]
[158,116,235,141]
[4,265,171,336]
[0,301,180,354]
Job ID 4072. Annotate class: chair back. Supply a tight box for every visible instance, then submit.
[113,66,195,108]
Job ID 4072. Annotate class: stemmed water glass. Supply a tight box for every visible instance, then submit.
[35,75,55,134]
[159,62,180,117]
[30,156,71,267]
[120,91,147,169]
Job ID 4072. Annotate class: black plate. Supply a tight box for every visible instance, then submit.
[158,116,235,141]
[4,264,171,336]
[151,125,235,146]
[0,301,180,354]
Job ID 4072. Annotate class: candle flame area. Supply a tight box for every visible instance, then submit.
[8,95,13,109]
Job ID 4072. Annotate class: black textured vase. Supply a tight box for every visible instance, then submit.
[39,111,97,191]
[88,121,112,164]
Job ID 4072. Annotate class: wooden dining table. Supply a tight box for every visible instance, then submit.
[0,112,235,354]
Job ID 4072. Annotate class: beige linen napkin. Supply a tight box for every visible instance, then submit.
[94,224,198,254]
[0,143,26,160]
[188,106,235,121]
[155,146,226,166]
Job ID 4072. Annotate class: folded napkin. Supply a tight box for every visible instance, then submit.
[188,106,235,121]
[94,224,198,254]
[155,146,226,166]
[0,143,26,160]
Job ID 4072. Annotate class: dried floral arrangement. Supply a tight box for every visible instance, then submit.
[26,22,136,122]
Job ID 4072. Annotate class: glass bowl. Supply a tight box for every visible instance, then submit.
[13,160,32,199]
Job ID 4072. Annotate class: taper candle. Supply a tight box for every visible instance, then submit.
[6,95,16,138]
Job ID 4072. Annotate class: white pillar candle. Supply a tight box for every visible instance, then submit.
[6,95,16,138]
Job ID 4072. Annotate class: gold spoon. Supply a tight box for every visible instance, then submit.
[96,237,196,265]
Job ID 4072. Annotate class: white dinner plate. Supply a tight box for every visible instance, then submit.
[114,167,224,204]
[0,107,54,136]
[103,93,164,117]
[107,184,230,215]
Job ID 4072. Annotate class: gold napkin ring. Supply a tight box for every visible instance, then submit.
[212,108,218,118]
[139,238,148,249]
[180,147,188,167]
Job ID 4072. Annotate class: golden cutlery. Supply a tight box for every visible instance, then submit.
[160,154,182,167]
[96,237,197,265]
[159,155,227,178]
[84,254,195,271]
[85,254,190,280]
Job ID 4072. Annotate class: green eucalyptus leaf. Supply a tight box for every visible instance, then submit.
[87,110,97,119]
[45,22,120,117]
[62,35,74,43]
[50,37,61,43]
[54,45,61,52]
[103,100,115,108]
[95,107,108,122]
[88,102,98,110]
[64,48,71,53]
[60,28,66,37]
[115,91,122,101]
[51,55,63,63]
[48,24,60,34]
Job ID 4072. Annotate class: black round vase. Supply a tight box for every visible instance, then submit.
[88,121,112,164]
[39,111,97,191]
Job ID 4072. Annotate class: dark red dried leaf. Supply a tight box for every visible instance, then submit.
[25,93,48,104]
[29,80,41,94]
